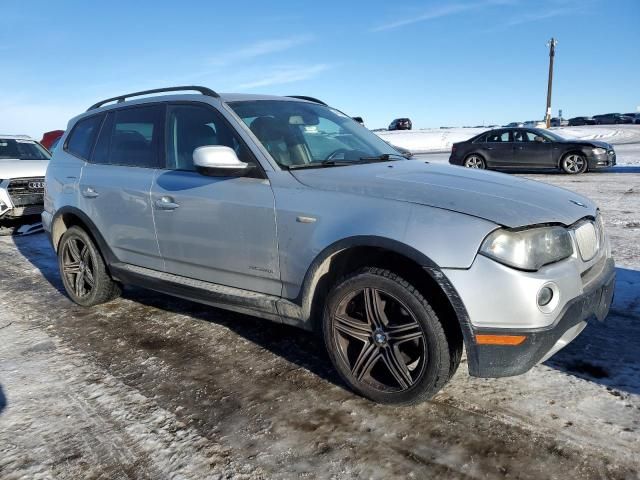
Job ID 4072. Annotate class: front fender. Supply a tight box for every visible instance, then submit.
[274,186,498,299]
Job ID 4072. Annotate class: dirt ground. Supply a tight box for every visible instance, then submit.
[1,170,639,479]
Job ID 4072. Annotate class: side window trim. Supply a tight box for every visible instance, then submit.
[90,111,114,163]
[162,101,265,178]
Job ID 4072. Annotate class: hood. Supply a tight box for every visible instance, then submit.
[291,161,597,228]
[585,140,612,149]
[0,160,49,179]
[560,138,612,149]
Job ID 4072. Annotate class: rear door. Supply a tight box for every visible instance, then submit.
[482,130,514,168]
[513,129,553,168]
[151,102,280,296]
[78,104,164,270]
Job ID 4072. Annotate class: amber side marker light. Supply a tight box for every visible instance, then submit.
[475,334,527,346]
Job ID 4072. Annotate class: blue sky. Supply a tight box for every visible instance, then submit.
[1,0,639,136]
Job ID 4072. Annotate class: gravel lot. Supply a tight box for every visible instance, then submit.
[1,170,639,479]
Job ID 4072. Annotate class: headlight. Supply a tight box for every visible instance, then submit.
[592,147,606,155]
[480,226,573,271]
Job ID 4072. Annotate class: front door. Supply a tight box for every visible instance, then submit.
[78,104,164,270]
[151,103,280,296]
[513,129,553,167]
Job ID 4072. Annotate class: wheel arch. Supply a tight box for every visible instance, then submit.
[51,207,118,268]
[559,149,588,169]
[297,236,474,370]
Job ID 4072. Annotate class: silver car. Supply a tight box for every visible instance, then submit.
[43,86,615,405]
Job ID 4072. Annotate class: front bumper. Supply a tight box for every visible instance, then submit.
[467,258,615,377]
[587,150,616,169]
[0,182,45,220]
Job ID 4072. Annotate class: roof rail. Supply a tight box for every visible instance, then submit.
[87,86,220,111]
[287,95,328,106]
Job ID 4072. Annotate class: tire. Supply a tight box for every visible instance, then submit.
[561,153,588,174]
[57,226,121,306]
[463,154,486,169]
[323,267,452,405]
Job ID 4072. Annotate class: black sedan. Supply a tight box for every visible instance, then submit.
[593,113,634,124]
[568,116,596,126]
[449,128,616,174]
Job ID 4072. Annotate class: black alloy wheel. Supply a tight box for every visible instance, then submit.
[58,226,121,306]
[323,268,453,405]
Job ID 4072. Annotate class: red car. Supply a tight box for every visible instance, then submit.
[40,130,64,151]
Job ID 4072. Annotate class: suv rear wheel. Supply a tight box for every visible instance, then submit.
[58,226,121,306]
[323,268,453,405]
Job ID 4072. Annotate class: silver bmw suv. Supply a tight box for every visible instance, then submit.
[43,86,615,405]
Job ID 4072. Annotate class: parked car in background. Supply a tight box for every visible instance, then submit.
[43,86,614,405]
[623,113,640,124]
[523,120,546,128]
[568,116,596,126]
[388,118,412,130]
[0,135,50,222]
[550,117,568,127]
[504,122,524,128]
[593,113,633,124]
[48,136,63,152]
[449,127,616,174]
[40,130,64,150]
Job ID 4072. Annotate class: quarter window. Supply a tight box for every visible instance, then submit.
[66,114,103,160]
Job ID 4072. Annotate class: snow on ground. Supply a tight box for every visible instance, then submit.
[376,125,640,164]
[0,171,639,478]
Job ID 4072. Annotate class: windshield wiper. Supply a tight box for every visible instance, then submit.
[286,160,352,170]
[356,153,405,163]
[286,154,405,170]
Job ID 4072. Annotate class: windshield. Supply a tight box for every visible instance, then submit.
[0,138,51,160]
[228,100,402,168]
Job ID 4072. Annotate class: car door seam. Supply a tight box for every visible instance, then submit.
[150,168,166,271]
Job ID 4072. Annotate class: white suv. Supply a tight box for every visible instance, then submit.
[0,135,50,221]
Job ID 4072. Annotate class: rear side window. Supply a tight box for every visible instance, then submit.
[90,105,164,168]
[65,115,103,159]
[486,131,511,142]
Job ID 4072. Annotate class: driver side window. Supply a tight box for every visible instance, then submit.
[165,104,252,171]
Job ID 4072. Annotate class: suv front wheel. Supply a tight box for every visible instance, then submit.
[323,268,453,405]
[58,226,121,306]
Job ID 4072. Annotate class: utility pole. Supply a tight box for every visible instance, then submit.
[545,37,557,128]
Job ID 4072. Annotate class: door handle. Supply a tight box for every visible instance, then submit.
[485,146,494,150]
[81,186,99,198]
[155,196,180,210]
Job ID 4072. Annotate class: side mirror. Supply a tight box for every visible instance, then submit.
[193,146,250,176]
[534,135,545,143]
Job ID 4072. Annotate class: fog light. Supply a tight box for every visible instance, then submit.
[537,287,554,307]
